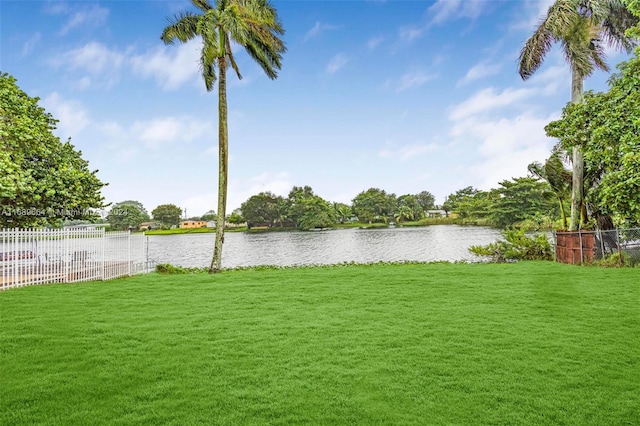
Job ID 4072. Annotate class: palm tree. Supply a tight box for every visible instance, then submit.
[161,0,285,272]
[518,0,636,230]
[528,146,572,229]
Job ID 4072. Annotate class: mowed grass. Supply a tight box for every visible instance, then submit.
[1,262,638,425]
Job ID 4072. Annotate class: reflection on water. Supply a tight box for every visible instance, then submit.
[147,225,503,268]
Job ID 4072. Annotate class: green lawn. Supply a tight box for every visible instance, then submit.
[1,262,638,425]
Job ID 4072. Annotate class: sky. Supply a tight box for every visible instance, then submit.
[1,0,633,218]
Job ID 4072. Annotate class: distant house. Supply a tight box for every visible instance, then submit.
[426,210,448,218]
[180,220,207,229]
[139,221,160,231]
[206,221,216,228]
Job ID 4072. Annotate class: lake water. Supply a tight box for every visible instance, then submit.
[146,225,503,268]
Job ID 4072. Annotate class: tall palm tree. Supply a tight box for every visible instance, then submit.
[161,0,285,272]
[528,146,572,229]
[518,0,636,230]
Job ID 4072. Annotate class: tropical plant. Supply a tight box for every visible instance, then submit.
[161,0,285,272]
[106,201,151,231]
[546,54,640,226]
[528,147,572,229]
[518,0,637,230]
[469,229,554,263]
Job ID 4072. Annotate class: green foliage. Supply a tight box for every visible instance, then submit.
[152,204,182,228]
[396,194,423,222]
[469,229,553,263]
[227,211,245,225]
[106,201,150,231]
[241,192,282,227]
[490,177,557,228]
[333,202,353,224]
[200,210,217,221]
[0,73,106,228]
[442,186,479,216]
[414,190,436,211]
[352,188,396,223]
[593,251,638,268]
[546,52,640,225]
[624,0,640,37]
[155,263,207,274]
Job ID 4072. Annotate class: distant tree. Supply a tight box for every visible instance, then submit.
[490,177,556,228]
[528,147,572,229]
[0,73,106,228]
[442,186,479,216]
[201,210,217,221]
[241,192,281,227]
[106,201,150,231]
[415,191,436,211]
[397,194,424,221]
[352,188,396,223]
[227,211,245,226]
[334,202,353,224]
[162,0,286,273]
[286,185,316,225]
[152,204,183,228]
[456,190,498,220]
[295,196,337,230]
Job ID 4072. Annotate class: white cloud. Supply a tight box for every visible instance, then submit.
[396,70,437,92]
[304,21,341,41]
[398,26,424,42]
[22,33,41,56]
[325,53,348,74]
[131,116,214,148]
[378,143,438,162]
[428,0,486,25]
[367,36,384,50]
[59,4,109,35]
[41,92,91,138]
[130,42,200,90]
[456,113,559,190]
[449,87,536,121]
[457,61,502,86]
[54,42,126,88]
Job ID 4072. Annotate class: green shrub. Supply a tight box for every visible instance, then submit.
[469,229,553,263]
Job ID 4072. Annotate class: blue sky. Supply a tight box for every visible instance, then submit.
[1,0,631,217]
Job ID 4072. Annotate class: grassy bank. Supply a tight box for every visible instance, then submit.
[145,226,246,235]
[1,262,639,425]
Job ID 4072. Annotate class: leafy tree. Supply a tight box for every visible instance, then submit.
[294,196,336,230]
[352,188,396,224]
[152,204,183,228]
[227,211,245,225]
[490,177,556,228]
[285,186,335,229]
[624,0,640,36]
[528,148,572,229]
[162,0,286,273]
[546,53,640,226]
[241,192,281,227]
[333,202,353,224]
[201,210,217,221]
[456,190,499,221]
[414,191,436,211]
[396,195,423,222]
[518,0,637,230]
[442,186,479,217]
[106,201,150,231]
[0,73,106,228]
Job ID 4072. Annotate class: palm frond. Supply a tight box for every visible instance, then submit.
[161,13,200,44]
[518,0,576,79]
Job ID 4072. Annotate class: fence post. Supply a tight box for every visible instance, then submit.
[128,230,131,276]
[578,231,584,265]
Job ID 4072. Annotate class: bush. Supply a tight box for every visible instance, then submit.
[469,229,553,263]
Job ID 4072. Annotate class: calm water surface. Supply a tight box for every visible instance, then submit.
[147,225,502,268]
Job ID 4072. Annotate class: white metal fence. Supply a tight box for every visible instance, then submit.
[0,228,151,290]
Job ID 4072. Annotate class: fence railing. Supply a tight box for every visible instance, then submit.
[0,228,151,290]
[554,227,640,265]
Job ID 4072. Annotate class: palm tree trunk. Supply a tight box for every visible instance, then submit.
[569,68,584,231]
[210,56,228,273]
